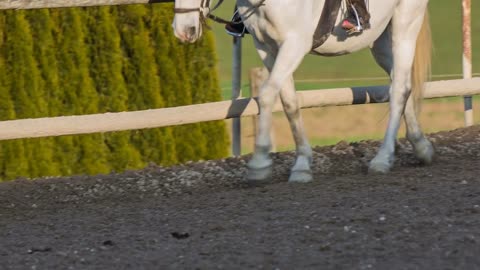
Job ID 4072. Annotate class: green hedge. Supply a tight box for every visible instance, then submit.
[0,4,229,181]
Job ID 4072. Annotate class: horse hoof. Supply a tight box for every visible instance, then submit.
[414,140,435,165]
[246,166,273,183]
[368,160,391,174]
[289,170,313,183]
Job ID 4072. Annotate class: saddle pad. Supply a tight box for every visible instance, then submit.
[311,0,343,50]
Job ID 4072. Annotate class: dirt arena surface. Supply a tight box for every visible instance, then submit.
[1,125,479,270]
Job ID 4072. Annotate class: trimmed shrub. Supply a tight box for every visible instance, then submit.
[0,5,228,181]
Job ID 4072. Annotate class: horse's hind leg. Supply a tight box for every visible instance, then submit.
[247,39,312,183]
[369,1,431,173]
[404,96,434,164]
[370,23,434,167]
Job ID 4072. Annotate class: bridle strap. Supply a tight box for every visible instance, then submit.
[207,13,234,25]
[173,0,265,26]
[210,0,224,12]
[173,7,202,13]
[173,0,223,15]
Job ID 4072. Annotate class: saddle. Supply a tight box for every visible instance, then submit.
[312,0,370,49]
[226,0,367,49]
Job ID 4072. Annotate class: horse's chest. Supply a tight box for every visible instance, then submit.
[246,20,283,46]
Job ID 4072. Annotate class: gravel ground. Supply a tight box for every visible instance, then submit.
[0,125,479,270]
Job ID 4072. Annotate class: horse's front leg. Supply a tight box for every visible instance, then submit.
[279,76,313,183]
[247,38,311,183]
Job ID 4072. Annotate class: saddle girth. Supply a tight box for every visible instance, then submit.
[311,0,343,50]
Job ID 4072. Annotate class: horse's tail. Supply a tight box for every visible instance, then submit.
[411,9,432,113]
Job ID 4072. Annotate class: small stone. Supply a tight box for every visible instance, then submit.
[27,247,52,254]
[171,232,190,240]
[102,240,114,246]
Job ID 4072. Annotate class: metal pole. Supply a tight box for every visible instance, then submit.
[462,0,474,126]
[231,36,242,156]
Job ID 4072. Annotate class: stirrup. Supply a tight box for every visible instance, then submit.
[225,10,246,37]
[347,25,363,34]
[225,24,246,37]
[345,3,364,35]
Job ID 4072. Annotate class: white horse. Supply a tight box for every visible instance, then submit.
[172,0,434,183]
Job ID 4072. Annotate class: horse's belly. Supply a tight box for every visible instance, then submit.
[311,0,394,56]
[311,27,383,56]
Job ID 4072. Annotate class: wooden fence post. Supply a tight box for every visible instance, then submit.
[462,0,474,126]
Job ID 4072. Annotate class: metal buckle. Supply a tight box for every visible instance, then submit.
[226,28,245,38]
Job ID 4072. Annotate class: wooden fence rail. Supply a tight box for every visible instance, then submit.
[0,0,173,10]
[0,78,479,141]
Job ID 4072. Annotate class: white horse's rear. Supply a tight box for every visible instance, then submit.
[173,0,433,183]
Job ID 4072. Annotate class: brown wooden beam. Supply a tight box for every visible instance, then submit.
[0,0,173,10]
